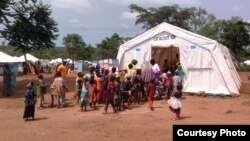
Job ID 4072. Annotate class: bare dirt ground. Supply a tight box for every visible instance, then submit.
[0,72,250,141]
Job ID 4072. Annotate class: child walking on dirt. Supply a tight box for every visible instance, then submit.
[147,79,155,111]
[168,84,183,120]
[37,74,49,109]
[75,72,83,105]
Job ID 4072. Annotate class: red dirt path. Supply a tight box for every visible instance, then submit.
[0,72,250,141]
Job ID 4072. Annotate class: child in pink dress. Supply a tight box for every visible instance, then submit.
[168,84,183,120]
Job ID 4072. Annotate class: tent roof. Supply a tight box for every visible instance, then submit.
[18,53,39,63]
[49,58,73,64]
[117,22,218,61]
[49,58,62,64]
[0,51,21,63]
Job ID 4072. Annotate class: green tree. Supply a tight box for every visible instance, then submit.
[63,33,91,60]
[32,47,66,60]
[198,19,223,40]
[0,0,13,25]
[218,17,250,59]
[188,7,216,33]
[0,0,37,22]
[96,33,123,59]
[85,44,95,60]
[1,1,58,60]
[129,4,192,30]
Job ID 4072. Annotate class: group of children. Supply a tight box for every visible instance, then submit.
[23,64,183,121]
[75,70,134,113]
[73,65,183,120]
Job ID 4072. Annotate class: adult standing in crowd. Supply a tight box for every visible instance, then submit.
[57,60,68,98]
[172,71,181,92]
[141,61,153,84]
[9,63,17,89]
[2,64,13,97]
[125,63,137,82]
[57,60,68,79]
[126,59,138,71]
[141,61,153,100]
[150,59,160,82]
[176,64,185,83]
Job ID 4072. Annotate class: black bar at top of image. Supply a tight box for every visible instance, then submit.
[173,125,250,141]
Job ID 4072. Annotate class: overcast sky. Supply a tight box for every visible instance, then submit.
[3,0,250,47]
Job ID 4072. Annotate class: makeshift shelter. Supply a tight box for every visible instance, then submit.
[18,53,39,63]
[0,51,21,63]
[49,58,63,64]
[117,22,240,95]
[0,51,21,75]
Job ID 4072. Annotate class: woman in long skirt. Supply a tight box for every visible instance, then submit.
[23,82,36,121]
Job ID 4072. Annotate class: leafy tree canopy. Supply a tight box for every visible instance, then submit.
[63,33,91,60]
[96,33,124,59]
[1,0,58,54]
[218,17,250,58]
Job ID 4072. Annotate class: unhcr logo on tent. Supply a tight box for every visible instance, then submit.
[153,32,176,41]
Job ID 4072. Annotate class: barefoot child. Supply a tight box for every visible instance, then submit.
[51,72,68,108]
[80,76,89,112]
[168,84,183,120]
[23,82,36,121]
[114,76,122,111]
[75,72,83,104]
[121,76,132,109]
[88,77,97,109]
[37,74,49,108]
[147,79,155,111]
[104,76,116,113]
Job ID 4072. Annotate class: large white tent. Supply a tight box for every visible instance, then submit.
[18,53,39,63]
[117,22,241,95]
[0,51,21,63]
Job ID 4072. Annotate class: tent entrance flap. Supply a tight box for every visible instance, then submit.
[151,46,179,72]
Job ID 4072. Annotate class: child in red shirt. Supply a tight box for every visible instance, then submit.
[147,79,155,111]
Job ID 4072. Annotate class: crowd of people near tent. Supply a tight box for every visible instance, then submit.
[22,59,185,121]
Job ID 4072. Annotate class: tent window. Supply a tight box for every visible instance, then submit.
[187,47,212,69]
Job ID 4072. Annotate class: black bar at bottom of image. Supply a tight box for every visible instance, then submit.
[173,125,250,141]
